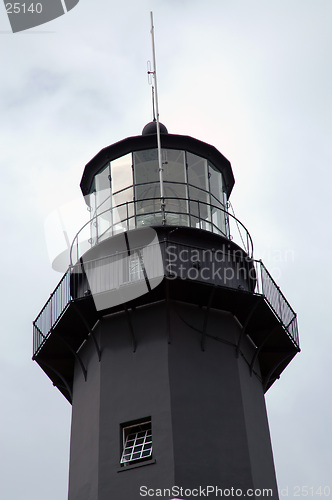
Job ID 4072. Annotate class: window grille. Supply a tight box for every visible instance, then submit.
[120,420,152,465]
[128,252,144,282]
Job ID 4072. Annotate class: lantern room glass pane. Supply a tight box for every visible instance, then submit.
[134,149,161,227]
[88,148,228,240]
[162,149,189,226]
[187,152,209,191]
[90,154,135,241]
[208,163,223,205]
[95,163,111,213]
[208,162,226,235]
[110,154,133,233]
[110,154,133,194]
[187,152,211,230]
[88,181,98,246]
[134,149,160,186]
[94,163,112,242]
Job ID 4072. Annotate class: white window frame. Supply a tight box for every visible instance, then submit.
[120,419,152,465]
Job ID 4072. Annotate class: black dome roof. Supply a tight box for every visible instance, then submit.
[142,120,168,135]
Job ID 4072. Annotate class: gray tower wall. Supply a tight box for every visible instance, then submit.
[68,338,101,499]
[67,300,279,500]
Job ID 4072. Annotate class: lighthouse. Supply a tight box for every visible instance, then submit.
[33,118,299,499]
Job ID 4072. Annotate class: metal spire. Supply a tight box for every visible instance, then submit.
[149,11,166,224]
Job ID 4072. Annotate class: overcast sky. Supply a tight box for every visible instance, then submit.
[1,1,332,499]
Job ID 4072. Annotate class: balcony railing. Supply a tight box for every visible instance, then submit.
[33,240,299,357]
[70,193,254,265]
[253,260,299,346]
[33,270,71,356]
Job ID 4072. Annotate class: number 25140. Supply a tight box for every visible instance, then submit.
[6,3,43,14]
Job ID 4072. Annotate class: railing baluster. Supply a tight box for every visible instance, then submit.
[198,201,201,229]
[278,287,282,321]
[260,261,264,296]
[76,237,78,264]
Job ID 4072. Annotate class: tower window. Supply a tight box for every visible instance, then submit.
[120,419,152,465]
[128,252,144,282]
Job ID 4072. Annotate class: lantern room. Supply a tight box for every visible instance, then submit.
[78,121,237,258]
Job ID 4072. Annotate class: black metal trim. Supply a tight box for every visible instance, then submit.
[124,231,131,256]
[138,249,152,293]
[80,133,234,198]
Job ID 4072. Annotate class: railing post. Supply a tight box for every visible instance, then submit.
[278,288,282,322]
[134,197,137,229]
[50,293,52,331]
[225,208,230,239]
[76,237,79,263]
[197,200,201,229]
[260,260,264,296]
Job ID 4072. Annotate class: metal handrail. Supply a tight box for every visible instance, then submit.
[33,241,299,357]
[33,270,71,356]
[70,195,254,265]
[86,181,234,239]
[253,260,299,346]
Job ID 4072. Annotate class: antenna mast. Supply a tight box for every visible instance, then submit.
[149,11,166,225]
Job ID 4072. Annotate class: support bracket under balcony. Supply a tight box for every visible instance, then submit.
[72,302,102,362]
[249,325,281,375]
[236,296,264,358]
[263,352,295,392]
[52,328,87,381]
[37,359,73,403]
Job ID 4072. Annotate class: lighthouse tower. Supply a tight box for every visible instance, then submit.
[33,121,299,499]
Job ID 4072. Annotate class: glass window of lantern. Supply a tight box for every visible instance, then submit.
[110,153,133,195]
[88,180,98,246]
[162,149,189,226]
[94,163,112,242]
[133,149,161,227]
[134,149,160,188]
[110,154,134,233]
[187,152,211,231]
[88,179,97,215]
[95,163,111,213]
[208,163,224,206]
[208,163,226,235]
